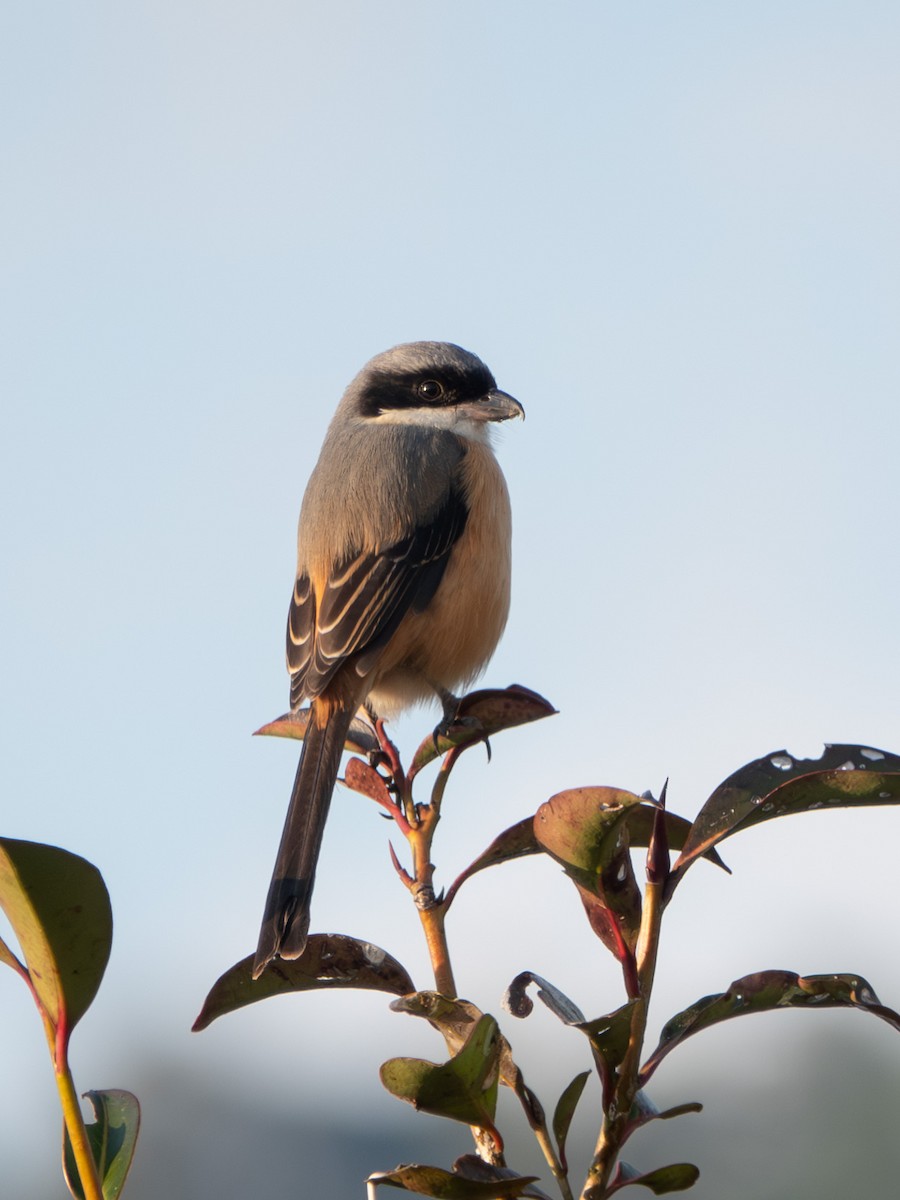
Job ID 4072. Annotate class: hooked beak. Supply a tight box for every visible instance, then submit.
[477,388,525,423]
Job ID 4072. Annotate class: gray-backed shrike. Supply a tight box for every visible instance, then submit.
[253,341,523,977]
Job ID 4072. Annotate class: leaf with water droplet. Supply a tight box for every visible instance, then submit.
[672,744,900,883]
[641,970,900,1083]
[193,935,414,1030]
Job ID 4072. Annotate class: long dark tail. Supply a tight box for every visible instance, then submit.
[253,705,355,978]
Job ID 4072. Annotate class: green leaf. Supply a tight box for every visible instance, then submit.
[390,993,542,1134]
[193,934,415,1030]
[641,970,900,1083]
[672,744,900,880]
[578,1004,639,1105]
[0,839,112,1047]
[534,788,647,957]
[367,1161,542,1197]
[603,1161,699,1195]
[553,1071,590,1171]
[63,1090,140,1200]
[409,685,556,776]
[380,1014,502,1143]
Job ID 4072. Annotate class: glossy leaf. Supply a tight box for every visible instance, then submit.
[578,1004,639,1105]
[193,935,414,1030]
[0,839,112,1047]
[63,1090,140,1200]
[380,1014,501,1144]
[444,808,727,914]
[673,744,900,879]
[534,789,646,957]
[627,807,729,874]
[641,970,900,1083]
[409,685,556,776]
[367,1161,542,1197]
[255,708,380,755]
[603,1161,699,1196]
[553,1071,590,1171]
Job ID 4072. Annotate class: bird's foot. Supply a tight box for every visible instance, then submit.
[431,689,489,756]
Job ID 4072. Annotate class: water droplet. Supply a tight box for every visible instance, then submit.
[879,791,891,799]
[836,760,856,771]
[616,862,628,883]
[362,943,386,965]
[761,802,775,813]
[807,801,825,810]
[860,748,885,762]
[750,794,765,806]
[733,992,744,1003]
[770,755,793,771]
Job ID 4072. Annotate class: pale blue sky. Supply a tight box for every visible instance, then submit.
[2,4,899,1197]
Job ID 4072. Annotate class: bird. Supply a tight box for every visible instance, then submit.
[252,341,523,977]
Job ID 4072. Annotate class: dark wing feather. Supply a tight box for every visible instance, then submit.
[287,486,467,707]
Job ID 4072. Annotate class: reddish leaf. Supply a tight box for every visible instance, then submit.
[343,756,396,809]
[534,789,646,958]
[409,685,556,776]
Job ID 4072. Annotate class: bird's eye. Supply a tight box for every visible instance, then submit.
[416,379,444,402]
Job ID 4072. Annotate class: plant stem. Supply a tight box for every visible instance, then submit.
[582,877,666,1198]
[417,901,456,997]
[403,750,464,998]
[55,1056,104,1200]
[532,1122,575,1200]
